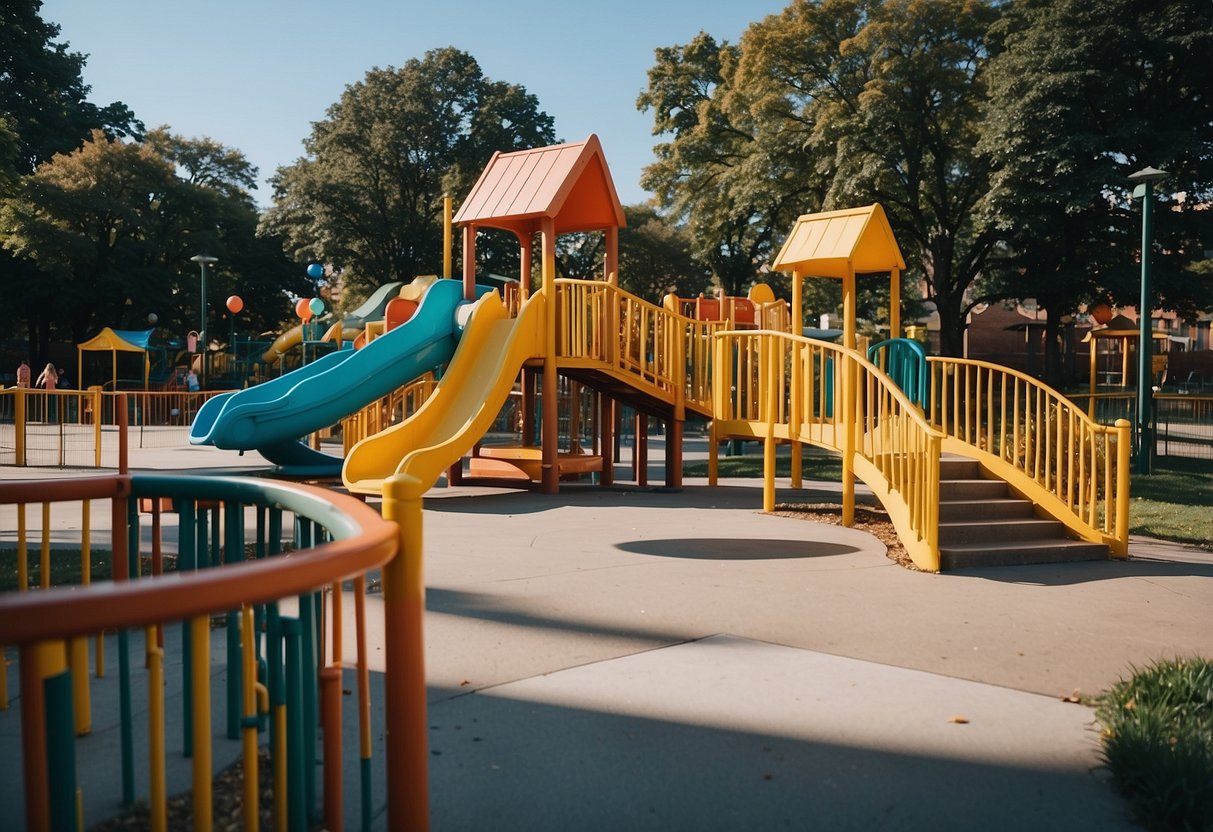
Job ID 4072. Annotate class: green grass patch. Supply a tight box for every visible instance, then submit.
[1129,458,1213,548]
[0,548,113,592]
[1095,657,1213,831]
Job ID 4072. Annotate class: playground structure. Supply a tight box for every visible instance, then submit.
[2,135,1140,831]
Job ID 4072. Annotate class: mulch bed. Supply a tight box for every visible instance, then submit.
[769,501,920,570]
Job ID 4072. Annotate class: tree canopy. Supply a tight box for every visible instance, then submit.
[640,0,1000,354]
[260,47,557,297]
[979,0,1213,328]
[1,129,309,358]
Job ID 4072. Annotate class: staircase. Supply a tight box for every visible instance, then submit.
[936,457,1109,569]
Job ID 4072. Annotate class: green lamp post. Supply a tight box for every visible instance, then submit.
[1127,166,1168,475]
[191,253,218,389]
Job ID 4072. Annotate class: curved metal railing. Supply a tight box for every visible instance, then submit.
[0,472,429,831]
[925,357,1130,553]
[712,330,946,571]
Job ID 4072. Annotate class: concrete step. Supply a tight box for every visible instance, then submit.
[937,457,982,479]
[939,539,1110,570]
[938,478,1010,501]
[937,498,1036,521]
[938,517,1065,545]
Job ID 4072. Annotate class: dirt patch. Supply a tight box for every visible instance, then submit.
[769,502,920,571]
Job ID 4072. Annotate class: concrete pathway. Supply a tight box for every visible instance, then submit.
[2,439,1211,829]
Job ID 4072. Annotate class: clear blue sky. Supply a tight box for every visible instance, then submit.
[44,0,789,208]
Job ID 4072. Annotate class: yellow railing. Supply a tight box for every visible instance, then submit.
[341,373,438,453]
[0,471,431,831]
[554,279,720,416]
[1,388,223,467]
[926,358,1130,554]
[713,330,945,571]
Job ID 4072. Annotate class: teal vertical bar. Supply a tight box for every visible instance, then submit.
[118,629,134,804]
[177,498,197,757]
[44,666,78,832]
[196,505,209,569]
[282,616,307,832]
[299,590,318,822]
[361,757,372,832]
[126,499,139,579]
[210,505,221,568]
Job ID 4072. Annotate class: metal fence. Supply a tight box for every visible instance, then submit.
[1067,391,1213,462]
[0,389,225,467]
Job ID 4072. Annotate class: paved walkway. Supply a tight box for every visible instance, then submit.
[3,439,1211,829]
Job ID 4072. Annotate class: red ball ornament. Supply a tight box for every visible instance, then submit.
[226,295,244,314]
[1090,303,1113,325]
[296,297,313,321]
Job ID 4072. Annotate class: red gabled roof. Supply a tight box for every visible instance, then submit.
[453,134,626,236]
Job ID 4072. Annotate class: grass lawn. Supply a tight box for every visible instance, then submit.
[685,450,1213,550]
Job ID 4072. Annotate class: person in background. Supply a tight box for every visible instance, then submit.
[187,368,200,392]
[35,362,58,390]
[15,359,30,388]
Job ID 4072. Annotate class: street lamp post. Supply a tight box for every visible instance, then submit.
[191,254,218,389]
[1127,166,1168,475]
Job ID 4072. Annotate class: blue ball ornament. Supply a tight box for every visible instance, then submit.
[308,297,325,316]
[306,262,324,279]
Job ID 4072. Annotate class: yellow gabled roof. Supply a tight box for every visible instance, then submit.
[772,203,905,278]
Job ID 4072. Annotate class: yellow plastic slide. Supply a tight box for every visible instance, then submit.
[342,290,545,495]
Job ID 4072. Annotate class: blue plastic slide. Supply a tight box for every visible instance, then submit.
[190,279,474,475]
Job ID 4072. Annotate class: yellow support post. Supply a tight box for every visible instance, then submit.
[17,503,28,591]
[241,606,260,832]
[1114,419,1131,557]
[381,475,431,832]
[15,387,26,466]
[190,616,212,832]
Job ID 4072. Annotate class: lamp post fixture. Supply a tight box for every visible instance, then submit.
[191,253,218,389]
[1127,166,1168,475]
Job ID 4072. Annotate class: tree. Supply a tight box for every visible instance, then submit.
[551,205,713,304]
[638,33,811,299]
[0,0,143,362]
[641,1,1002,355]
[0,0,142,173]
[979,0,1213,382]
[1,130,308,364]
[260,47,556,294]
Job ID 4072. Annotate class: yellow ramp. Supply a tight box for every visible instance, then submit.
[342,291,545,495]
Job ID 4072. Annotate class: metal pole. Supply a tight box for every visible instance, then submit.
[1136,180,1153,475]
[200,261,208,389]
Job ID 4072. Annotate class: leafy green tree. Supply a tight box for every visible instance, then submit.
[551,205,713,304]
[0,0,141,173]
[638,33,810,299]
[0,0,143,365]
[979,0,1213,382]
[641,1,1001,355]
[1,130,307,365]
[261,47,556,293]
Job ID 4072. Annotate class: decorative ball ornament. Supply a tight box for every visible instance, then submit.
[147,313,158,326]
[295,297,313,321]
[308,297,325,316]
[307,263,324,280]
[226,295,244,314]
[1090,303,1114,325]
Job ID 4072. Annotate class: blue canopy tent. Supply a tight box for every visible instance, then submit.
[76,327,154,389]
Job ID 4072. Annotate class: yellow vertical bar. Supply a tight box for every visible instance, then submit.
[15,388,26,466]
[241,606,259,832]
[190,616,212,832]
[762,336,777,514]
[17,503,28,591]
[1113,419,1131,556]
[70,637,90,735]
[148,626,167,832]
